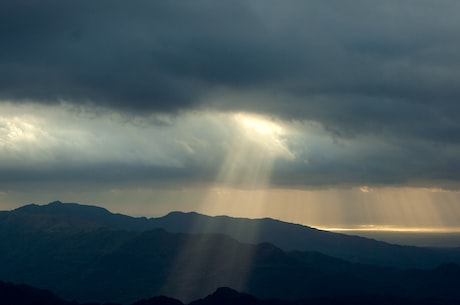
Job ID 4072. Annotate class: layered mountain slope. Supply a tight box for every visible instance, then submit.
[2,282,458,305]
[1,202,460,303]
[3,201,460,268]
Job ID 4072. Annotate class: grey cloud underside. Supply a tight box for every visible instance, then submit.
[2,1,460,136]
[2,0,460,189]
[273,145,460,189]
[0,163,216,191]
[1,135,460,191]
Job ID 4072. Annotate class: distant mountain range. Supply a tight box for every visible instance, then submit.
[4,201,460,268]
[1,201,460,304]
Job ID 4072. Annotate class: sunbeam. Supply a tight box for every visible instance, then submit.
[164,112,295,300]
[202,112,294,236]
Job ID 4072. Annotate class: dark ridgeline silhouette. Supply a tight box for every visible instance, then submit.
[0,280,70,305]
[4,201,460,268]
[1,201,460,304]
[1,281,460,305]
[188,287,258,305]
[131,295,183,305]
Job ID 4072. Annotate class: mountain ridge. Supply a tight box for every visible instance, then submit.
[3,201,460,268]
[2,201,460,303]
[2,281,459,305]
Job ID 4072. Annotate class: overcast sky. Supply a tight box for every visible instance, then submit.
[1,1,460,231]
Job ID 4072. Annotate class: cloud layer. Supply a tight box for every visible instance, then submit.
[1,1,460,190]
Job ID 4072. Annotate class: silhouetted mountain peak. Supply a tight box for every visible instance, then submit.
[131,295,184,305]
[12,203,40,212]
[165,211,200,216]
[189,287,257,305]
[5,201,118,233]
[212,287,243,298]
[13,201,112,216]
[7,202,153,233]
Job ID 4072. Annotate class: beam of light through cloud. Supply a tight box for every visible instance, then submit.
[164,112,295,299]
[202,112,294,237]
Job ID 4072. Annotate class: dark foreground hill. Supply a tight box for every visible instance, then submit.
[2,202,460,303]
[1,281,459,305]
[0,280,70,305]
[3,201,460,268]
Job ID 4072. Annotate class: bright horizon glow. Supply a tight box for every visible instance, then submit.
[320,226,460,233]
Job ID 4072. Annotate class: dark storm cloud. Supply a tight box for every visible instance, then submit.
[0,162,214,191]
[0,0,288,111]
[2,0,460,189]
[2,0,460,139]
[272,136,460,189]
